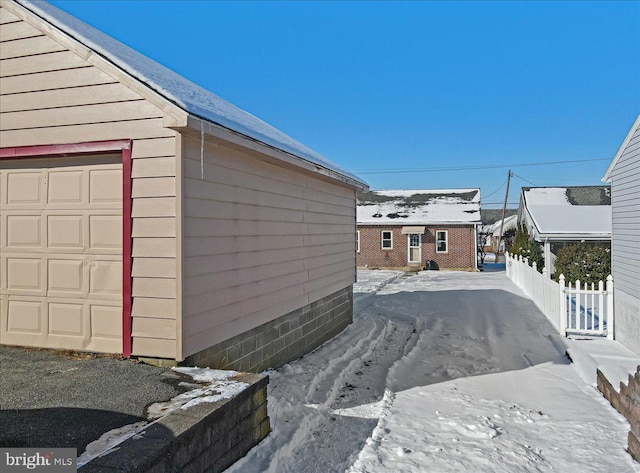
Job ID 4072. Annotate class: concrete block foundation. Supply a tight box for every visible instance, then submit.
[183,287,353,372]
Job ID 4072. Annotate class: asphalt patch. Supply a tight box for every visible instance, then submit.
[0,345,190,453]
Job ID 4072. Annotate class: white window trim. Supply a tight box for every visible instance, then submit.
[436,230,448,253]
[356,230,360,253]
[381,230,393,250]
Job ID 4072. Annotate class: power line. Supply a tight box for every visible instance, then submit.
[482,177,508,200]
[511,172,538,187]
[354,157,610,174]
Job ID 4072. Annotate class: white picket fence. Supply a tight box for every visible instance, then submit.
[505,252,613,339]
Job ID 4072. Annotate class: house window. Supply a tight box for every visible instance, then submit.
[436,230,448,253]
[381,231,393,249]
[356,231,360,253]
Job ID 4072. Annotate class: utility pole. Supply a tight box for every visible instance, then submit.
[496,169,512,259]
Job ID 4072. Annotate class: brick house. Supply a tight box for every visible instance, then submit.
[0,0,367,371]
[357,189,481,271]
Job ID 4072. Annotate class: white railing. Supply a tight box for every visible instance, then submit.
[505,252,613,339]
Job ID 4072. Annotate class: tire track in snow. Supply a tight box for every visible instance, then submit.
[303,318,386,404]
[264,318,388,473]
[227,273,417,473]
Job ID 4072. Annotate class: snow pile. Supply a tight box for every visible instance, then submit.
[352,363,635,473]
[147,367,248,418]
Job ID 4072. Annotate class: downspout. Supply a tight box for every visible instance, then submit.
[474,224,479,271]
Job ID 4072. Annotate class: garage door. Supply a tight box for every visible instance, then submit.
[0,154,123,353]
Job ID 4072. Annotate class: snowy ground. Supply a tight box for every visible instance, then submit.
[227,270,639,473]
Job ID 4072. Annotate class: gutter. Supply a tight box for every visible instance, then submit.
[180,115,369,190]
[533,234,612,241]
[356,221,482,226]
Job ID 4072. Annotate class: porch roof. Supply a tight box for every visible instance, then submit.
[522,187,612,239]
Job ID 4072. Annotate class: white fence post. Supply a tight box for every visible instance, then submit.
[607,275,614,340]
[559,274,566,336]
[576,279,581,330]
[598,280,604,333]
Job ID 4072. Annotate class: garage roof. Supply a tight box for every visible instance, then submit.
[16,0,367,188]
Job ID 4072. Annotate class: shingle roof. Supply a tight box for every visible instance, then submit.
[15,0,366,187]
[521,186,611,237]
[357,189,481,224]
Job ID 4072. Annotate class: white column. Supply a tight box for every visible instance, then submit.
[607,275,614,340]
[544,239,551,278]
[559,274,567,336]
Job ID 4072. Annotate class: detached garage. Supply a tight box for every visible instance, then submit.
[0,0,367,371]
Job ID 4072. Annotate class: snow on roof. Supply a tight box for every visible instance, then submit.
[16,0,366,187]
[357,189,481,224]
[485,214,518,236]
[523,187,611,237]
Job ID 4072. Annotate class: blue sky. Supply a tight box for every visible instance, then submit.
[49,0,639,207]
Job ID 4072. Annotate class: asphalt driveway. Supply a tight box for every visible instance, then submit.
[0,346,189,455]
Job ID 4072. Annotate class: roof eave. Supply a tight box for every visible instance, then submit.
[603,113,640,182]
[9,0,190,128]
[11,0,367,191]
[357,221,481,226]
[182,115,368,190]
[533,233,612,241]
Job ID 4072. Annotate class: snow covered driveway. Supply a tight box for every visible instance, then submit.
[228,270,638,473]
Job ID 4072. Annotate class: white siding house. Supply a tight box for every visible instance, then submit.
[517,186,612,276]
[603,113,640,355]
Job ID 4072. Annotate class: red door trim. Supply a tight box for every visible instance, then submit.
[121,146,133,358]
[0,140,133,357]
[0,140,131,159]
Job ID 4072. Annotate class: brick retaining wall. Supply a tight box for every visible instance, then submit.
[597,366,640,462]
[81,372,269,473]
[183,287,353,372]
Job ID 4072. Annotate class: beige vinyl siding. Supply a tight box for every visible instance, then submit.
[1,16,47,41]
[0,5,21,24]
[610,126,640,298]
[181,134,356,357]
[0,6,180,358]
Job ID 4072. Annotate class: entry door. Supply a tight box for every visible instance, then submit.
[408,234,421,263]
